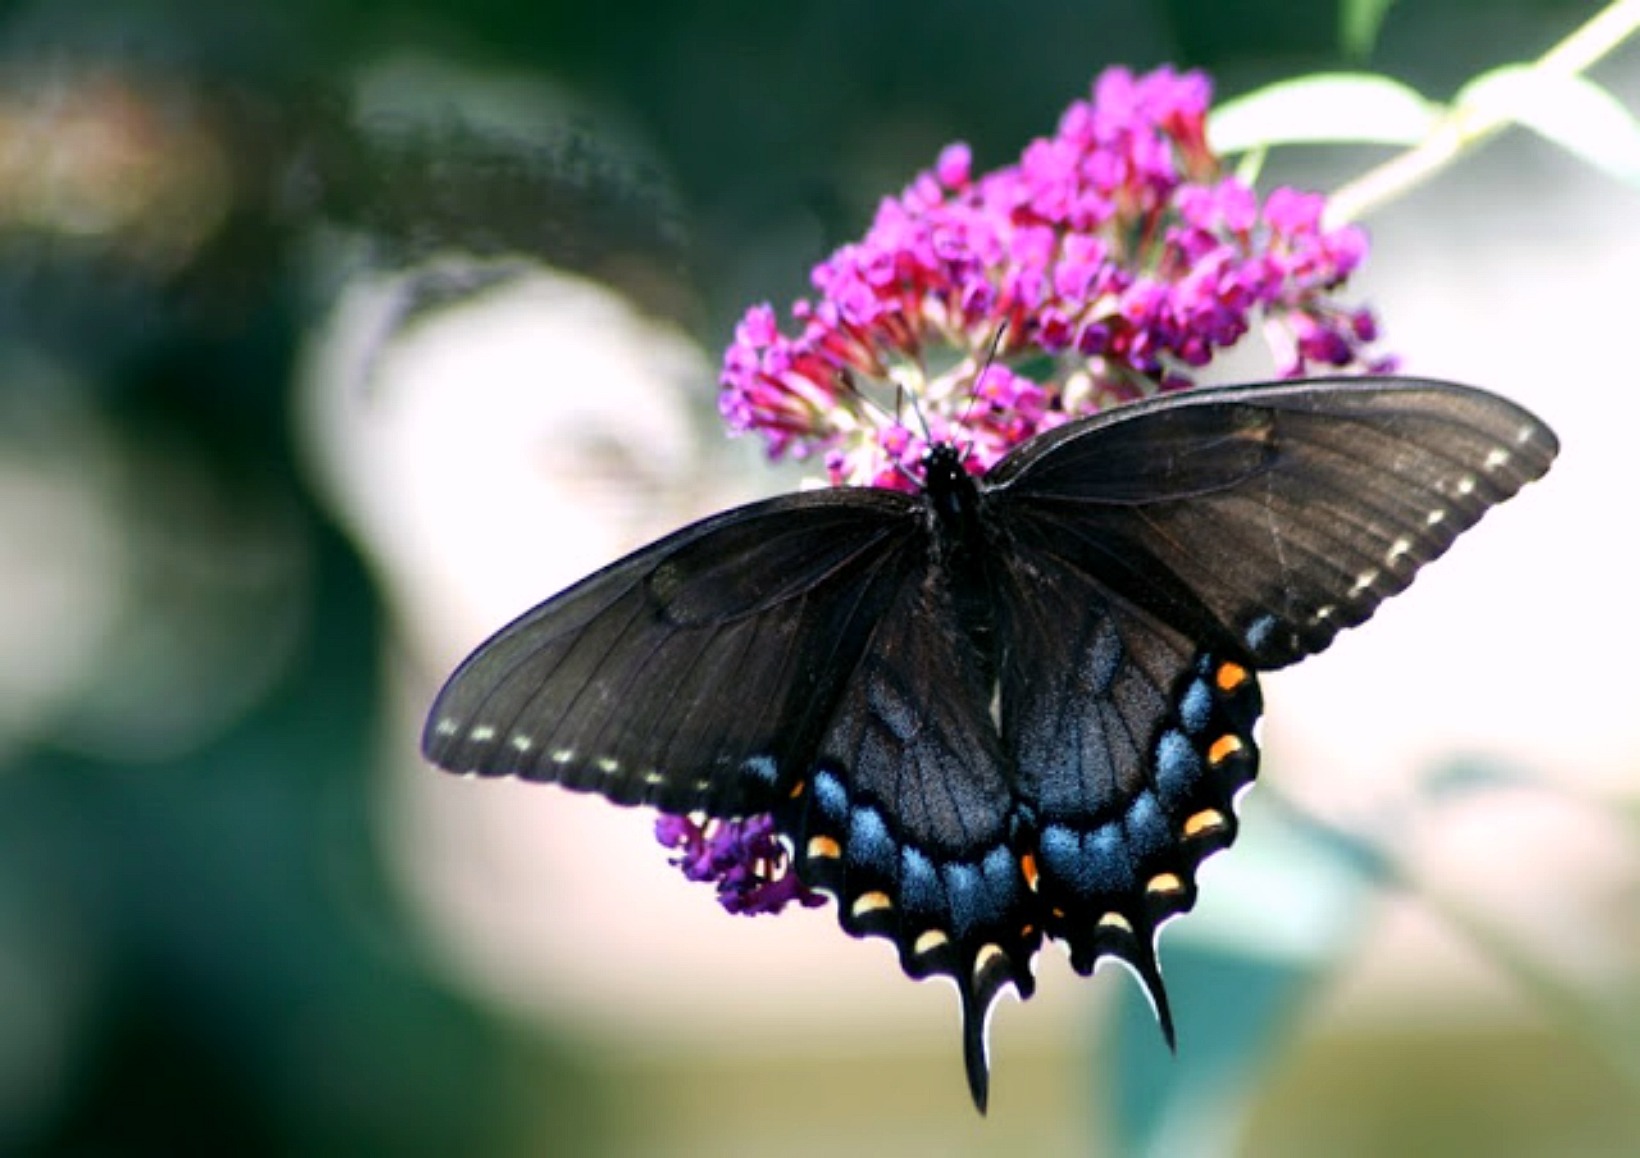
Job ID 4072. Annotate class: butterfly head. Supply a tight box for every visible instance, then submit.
[918,440,986,529]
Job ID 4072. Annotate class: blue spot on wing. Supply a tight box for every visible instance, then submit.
[981,845,1019,906]
[1245,613,1279,656]
[900,846,944,915]
[1179,679,1212,734]
[1125,792,1170,858]
[1041,821,1138,898]
[1086,822,1135,894]
[1154,729,1202,810]
[813,770,848,822]
[847,805,895,872]
[942,862,985,936]
[1040,824,1084,889]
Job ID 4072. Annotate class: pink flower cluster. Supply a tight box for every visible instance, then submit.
[720,66,1392,489]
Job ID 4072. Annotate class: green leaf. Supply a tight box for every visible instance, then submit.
[1341,0,1398,59]
[1208,72,1439,155]
[1455,64,1640,189]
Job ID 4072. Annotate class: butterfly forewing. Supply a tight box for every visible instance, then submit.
[423,489,920,815]
[988,379,1559,667]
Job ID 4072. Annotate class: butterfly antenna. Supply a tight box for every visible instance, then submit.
[888,381,928,488]
[830,372,926,488]
[832,370,902,430]
[956,322,1009,464]
[896,380,935,446]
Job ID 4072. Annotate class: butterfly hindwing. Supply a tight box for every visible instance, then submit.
[988,526,1264,1040]
[423,488,920,815]
[780,540,1040,1112]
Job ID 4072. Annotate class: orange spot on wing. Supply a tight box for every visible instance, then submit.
[974,944,1006,976]
[1183,809,1227,838]
[1098,912,1133,933]
[1147,872,1184,895]
[1215,661,1249,691]
[852,890,892,917]
[914,929,949,955]
[806,835,842,860]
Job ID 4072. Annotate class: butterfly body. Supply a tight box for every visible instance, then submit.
[423,378,1556,1111]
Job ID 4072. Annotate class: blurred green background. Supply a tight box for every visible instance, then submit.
[1,0,1637,1154]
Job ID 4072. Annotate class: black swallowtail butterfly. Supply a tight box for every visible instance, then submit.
[422,377,1556,1111]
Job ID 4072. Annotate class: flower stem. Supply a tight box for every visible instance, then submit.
[1325,0,1640,226]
